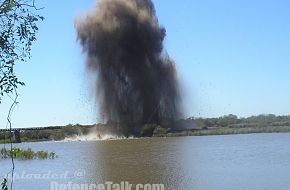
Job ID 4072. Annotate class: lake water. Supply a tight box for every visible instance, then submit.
[1,133,290,190]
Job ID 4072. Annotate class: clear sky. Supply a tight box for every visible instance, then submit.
[1,0,290,128]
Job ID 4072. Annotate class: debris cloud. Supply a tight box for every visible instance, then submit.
[76,0,180,135]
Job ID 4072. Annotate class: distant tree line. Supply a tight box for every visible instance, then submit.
[1,114,290,143]
[0,124,92,143]
[178,114,290,129]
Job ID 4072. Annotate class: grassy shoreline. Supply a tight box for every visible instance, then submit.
[159,126,290,137]
[0,138,49,144]
[1,125,290,144]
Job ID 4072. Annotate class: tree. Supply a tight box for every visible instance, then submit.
[218,114,239,127]
[0,1,43,189]
[0,0,44,103]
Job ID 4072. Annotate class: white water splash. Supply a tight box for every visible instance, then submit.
[62,133,133,142]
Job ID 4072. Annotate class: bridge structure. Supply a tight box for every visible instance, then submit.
[0,126,63,143]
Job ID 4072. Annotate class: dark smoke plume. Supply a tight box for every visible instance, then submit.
[76,0,180,135]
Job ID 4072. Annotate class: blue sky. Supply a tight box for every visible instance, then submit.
[1,0,290,128]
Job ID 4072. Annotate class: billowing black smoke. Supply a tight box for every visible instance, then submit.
[76,0,180,135]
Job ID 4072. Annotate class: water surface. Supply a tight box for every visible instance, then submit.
[1,133,290,190]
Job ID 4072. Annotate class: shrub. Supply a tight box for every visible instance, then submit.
[153,126,170,137]
[0,148,57,160]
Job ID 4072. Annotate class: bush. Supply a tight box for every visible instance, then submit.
[153,126,170,137]
[0,148,57,160]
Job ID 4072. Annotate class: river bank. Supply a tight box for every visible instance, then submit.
[1,125,290,144]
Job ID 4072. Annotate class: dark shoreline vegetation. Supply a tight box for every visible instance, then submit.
[0,148,57,160]
[1,114,290,143]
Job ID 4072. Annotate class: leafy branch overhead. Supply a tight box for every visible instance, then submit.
[0,0,44,103]
[1,178,8,190]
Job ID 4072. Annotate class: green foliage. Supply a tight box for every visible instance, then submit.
[1,0,15,14]
[62,124,83,136]
[153,126,170,137]
[0,0,44,103]
[0,124,93,143]
[183,114,290,129]
[1,115,290,143]
[0,147,57,160]
[0,1,44,187]
[1,177,8,190]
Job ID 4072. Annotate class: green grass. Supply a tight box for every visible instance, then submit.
[164,126,290,137]
[0,138,49,144]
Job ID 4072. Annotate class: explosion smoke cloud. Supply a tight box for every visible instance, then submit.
[76,0,180,135]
